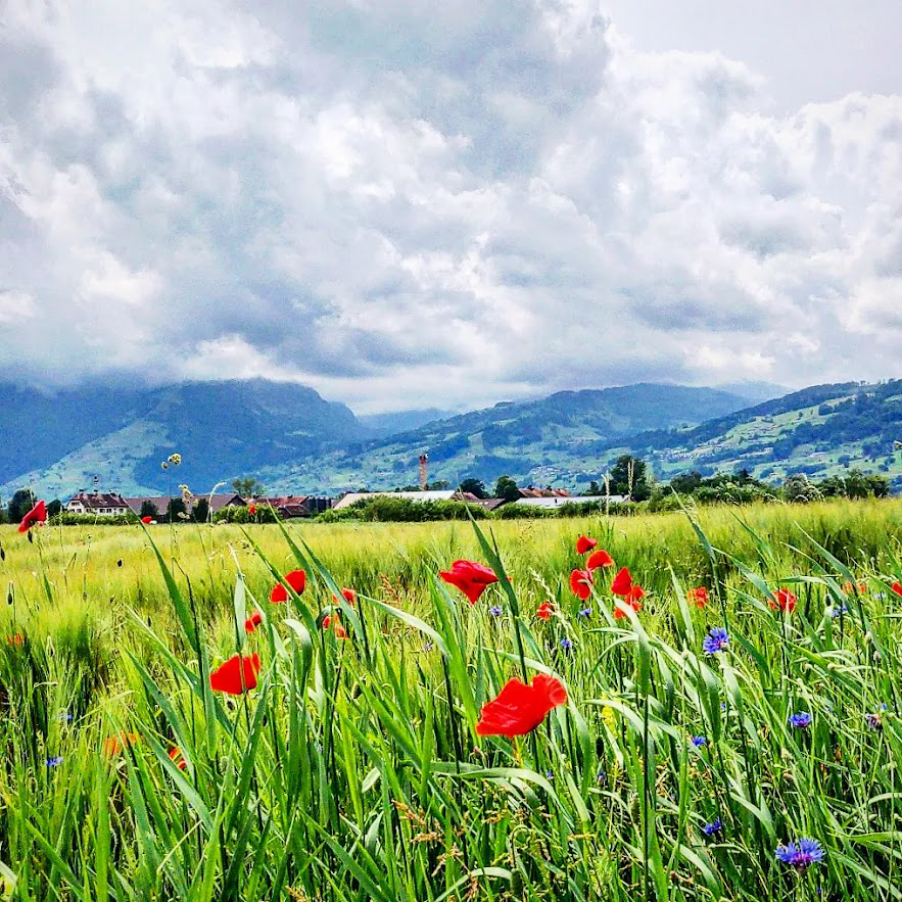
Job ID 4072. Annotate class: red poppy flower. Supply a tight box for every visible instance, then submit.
[586,549,614,570]
[244,611,263,633]
[141,515,153,524]
[891,582,902,598]
[7,634,23,646]
[770,588,797,613]
[570,568,593,600]
[688,586,709,608]
[323,614,348,639]
[613,596,643,619]
[332,588,357,605]
[270,569,306,603]
[476,673,568,737]
[248,503,257,515]
[611,567,633,596]
[611,567,645,602]
[842,581,867,595]
[103,732,140,756]
[536,601,555,621]
[209,653,261,694]
[576,535,598,554]
[18,499,46,533]
[168,746,187,770]
[439,560,499,604]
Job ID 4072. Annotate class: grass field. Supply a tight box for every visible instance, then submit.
[2,500,902,900]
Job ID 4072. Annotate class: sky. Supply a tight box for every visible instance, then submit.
[0,0,900,414]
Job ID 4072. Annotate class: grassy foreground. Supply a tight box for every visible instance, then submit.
[2,500,902,900]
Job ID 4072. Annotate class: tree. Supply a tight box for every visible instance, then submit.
[192,497,210,522]
[867,474,890,498]
[428,480,451,490]
[140,500,159,520]
[493,475,520,502]
[47,499,63,517]
[7,489,36,524]
[167,497,187,522]
[670,471,703,495]
[783,473,821,503]
[232,477,266,498]
[459,477,487,499]
[818,468,890,499]
[609,455,650,501]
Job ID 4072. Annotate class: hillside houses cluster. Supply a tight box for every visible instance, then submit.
[63,485,627,519]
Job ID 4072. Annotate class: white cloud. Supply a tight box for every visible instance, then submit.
[0,0,900,410]
[0,290,36,323]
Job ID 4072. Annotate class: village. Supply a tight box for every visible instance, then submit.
[62,483,629,521]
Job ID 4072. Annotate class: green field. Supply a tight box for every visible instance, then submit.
[3,501,902,900]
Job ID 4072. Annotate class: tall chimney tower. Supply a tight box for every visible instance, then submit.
[418,453,428,491]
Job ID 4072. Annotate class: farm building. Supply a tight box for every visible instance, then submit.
[66,491,131,516]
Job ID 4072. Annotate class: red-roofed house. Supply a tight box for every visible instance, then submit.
[66,491,132,516]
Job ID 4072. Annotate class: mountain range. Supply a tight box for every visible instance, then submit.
[1,378,900,500]
[0,380,364,500]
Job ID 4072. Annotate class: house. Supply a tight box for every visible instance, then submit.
[205,493,247,513]
[66,491,132,516]
[332,490,481,511]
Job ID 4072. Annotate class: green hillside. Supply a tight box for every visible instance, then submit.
[5,378,898,500]
[0,379,365,499]
[263,380,902,494]
[620,381,902,490]
[259,383,755,492]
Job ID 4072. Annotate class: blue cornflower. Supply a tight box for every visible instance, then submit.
[775,837,825,869]
[596,769,607,785]
[560,638,573,650]
[424,641,434,652]
[45,756,64,767]
[789,712,812,729]
[57,712,72,722]
[866,713,883,731]
[545,769,554,780]
[703,627,729,655]
[691,735,707,747]
[489,605,503,617]
[702,817,723,837]
[579,607,592,618]
[831,605,848,618]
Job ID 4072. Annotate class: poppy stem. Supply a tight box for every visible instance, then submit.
[511,613,530,684]
[440,655,469,861]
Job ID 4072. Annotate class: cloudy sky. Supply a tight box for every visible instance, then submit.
[1,0,900,413]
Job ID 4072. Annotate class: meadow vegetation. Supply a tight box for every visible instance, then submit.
[2,499,902,900]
